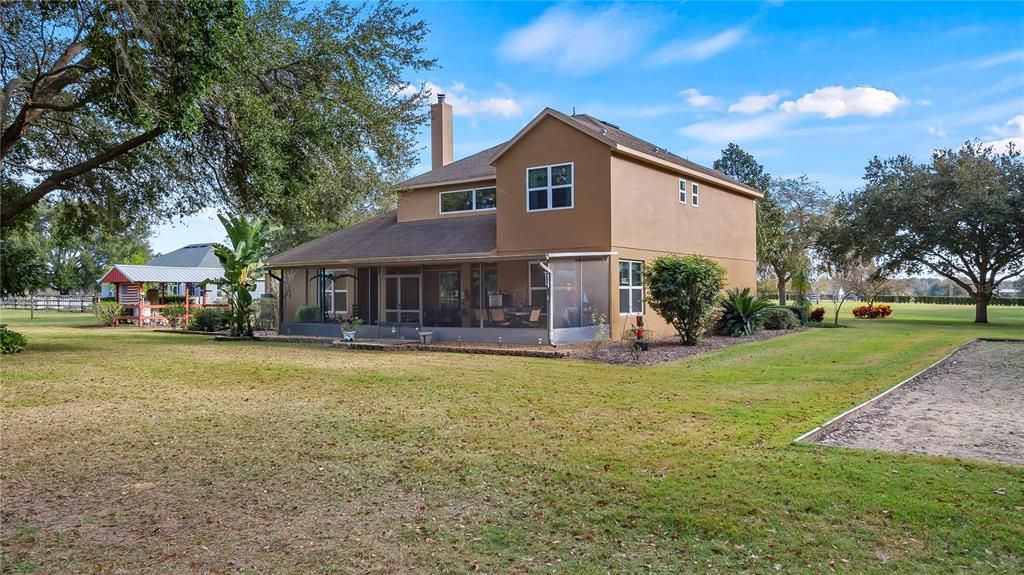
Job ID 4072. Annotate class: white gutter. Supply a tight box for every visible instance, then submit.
[544,251,617,259]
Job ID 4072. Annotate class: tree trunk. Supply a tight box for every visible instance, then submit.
[974,293,990,324]
[777,275,787,306]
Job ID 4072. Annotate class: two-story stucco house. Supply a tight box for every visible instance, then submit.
[268,95,761,344]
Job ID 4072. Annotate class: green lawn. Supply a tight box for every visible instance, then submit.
[1,304,1022,574]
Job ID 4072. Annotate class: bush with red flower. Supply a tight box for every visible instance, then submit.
[809,307,826,322]
[852,304,893,318]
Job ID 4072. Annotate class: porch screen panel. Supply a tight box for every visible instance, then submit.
[400,277,420,323]
[580,258,610,327]
[551,260,581,329]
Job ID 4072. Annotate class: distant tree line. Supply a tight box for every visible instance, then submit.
[714,141,1023,324]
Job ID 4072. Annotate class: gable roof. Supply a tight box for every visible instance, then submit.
[146,243,222,268]
[398,142,506,189]
[489,108,761,198]
[100,264,224,284]
[267,211,496,267]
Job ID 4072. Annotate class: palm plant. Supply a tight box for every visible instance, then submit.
[211,214,278,337]
[718,287,776,337]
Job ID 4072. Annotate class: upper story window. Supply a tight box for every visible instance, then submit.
[439,187,497,214]
[527,163,573,212]
[691,182,699,207]
[679,178,687,204]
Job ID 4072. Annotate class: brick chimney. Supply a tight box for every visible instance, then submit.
[430,93,453,169]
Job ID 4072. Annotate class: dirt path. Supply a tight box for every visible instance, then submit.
[816,339,1024,466]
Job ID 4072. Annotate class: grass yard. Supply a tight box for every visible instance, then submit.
[1,304,1022,574]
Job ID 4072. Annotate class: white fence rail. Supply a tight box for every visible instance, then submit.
[2,295,97,313]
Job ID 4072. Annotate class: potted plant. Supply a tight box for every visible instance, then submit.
[341,316,363,342]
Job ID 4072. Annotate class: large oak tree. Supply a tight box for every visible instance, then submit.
[2,0,434,240]
[834,142,1023,323]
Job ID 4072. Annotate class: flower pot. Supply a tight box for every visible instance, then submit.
[342,330,356,342]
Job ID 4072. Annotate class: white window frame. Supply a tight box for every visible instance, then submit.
[618,260,645,316]
[438,187,497,215]
[325,271,349,319]
[691,182,699,207]
[526,162,574,212]
[679,178,687,204]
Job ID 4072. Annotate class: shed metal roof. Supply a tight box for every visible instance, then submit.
[99,265,224,284]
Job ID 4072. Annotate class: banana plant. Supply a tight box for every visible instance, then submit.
[210,214,279,337]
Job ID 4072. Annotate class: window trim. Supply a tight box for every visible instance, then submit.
[438,186,498,215]
[679,178,687,205]
[618,259,645,316]
[526,162,575,213]
[691,182,699,207]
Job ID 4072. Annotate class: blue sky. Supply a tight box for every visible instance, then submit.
[152,0,1024,253]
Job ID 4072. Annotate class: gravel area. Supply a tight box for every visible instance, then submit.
[816,339,1024,466]
[564,328,804,366]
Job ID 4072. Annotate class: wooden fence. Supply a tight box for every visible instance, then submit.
[1,295,97,312]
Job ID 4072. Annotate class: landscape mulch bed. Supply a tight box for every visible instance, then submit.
[565,327,805,366]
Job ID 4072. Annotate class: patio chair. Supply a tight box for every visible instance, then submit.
[489,308,511,328]
[527,308,541,327]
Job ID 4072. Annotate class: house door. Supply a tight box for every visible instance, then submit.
[384,274,421,324]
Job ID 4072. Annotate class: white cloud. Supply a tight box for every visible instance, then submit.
[410,82,523,119]
[498,5,655,75]
[680,88,718,108]
[729,93,781,114]
[972,49,1024,69]
[982,115,1024,153]
[780,86,906,118]
[649,27,746,65]
[678,113,790,143]
[927,126,947,138]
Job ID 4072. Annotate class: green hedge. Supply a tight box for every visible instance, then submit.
[872,295,1024,306]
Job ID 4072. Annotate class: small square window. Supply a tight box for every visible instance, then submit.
[551,186,572,208]
[528,188,548,210]
[528,168,548,188]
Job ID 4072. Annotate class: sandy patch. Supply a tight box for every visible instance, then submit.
[815,340,1024,466]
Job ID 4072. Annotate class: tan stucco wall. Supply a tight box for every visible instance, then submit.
[397,179,497,223]
[609,154,757,263]
[493,116,612,256]
[282,268,312,322]
[608,248,756,341]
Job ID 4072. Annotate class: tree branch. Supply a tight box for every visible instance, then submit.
[0,127,166,225]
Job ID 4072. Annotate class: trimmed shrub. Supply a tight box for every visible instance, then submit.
[163,295,186,305]
[852,304,893,318]
[163,302,187,329]
[762,307,799,330]
[785,302,810,325]
[645,255,727,346]
[810,307,826,323]
[0,327,27,353]
[93,301,124,326]
[717,288,775,337]
[189,308,228,332]
[99,296,117,302]
[293,304,321,323]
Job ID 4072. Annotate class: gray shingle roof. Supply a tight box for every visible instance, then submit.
[398,109,757,195]
[398,142,505,188]
[146,243,222,268]
[564,113,759,194]
[268,211,496,267]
